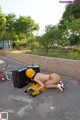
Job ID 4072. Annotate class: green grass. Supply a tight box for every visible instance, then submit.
[25,47,80,60]
[7,46,80,60]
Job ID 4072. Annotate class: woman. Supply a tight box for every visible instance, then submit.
[25,69,64,91]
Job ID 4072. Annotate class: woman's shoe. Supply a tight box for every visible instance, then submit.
[57,84,65,91]
[60,81,64,86]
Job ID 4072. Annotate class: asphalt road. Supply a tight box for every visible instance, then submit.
[0,56,80,120]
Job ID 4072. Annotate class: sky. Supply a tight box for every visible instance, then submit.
[0,0,67,34]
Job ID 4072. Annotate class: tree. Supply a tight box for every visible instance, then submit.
[0,6,40,48]
[59,4,80,30]
[64,18,80,45]
[61,4,80,22]
[0,6,6,41]
[58,4,80,46]
[5,13,16,40]
[73,0,80,3]
[14,16,39,38]
[45,25,63,45]
[38,25,63,52]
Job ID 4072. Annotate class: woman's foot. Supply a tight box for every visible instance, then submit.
[57,83,65,91]
[60,81,64,86]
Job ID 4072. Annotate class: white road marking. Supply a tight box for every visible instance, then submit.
[9,95,33,116]
[0,108,15,114]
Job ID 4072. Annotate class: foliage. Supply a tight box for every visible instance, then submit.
[0,6,40,44]
[15,40,22,46]
[14,16,39,37]
[62,4,80,21]
[9,32,19,41]
[5,14,16,40]
[20,46,80,60]
[0,5,80,60]
[38,25,63,52]
[59,4,80,46]
[0,7,6,31]
[6,13,16,32]
[0,7,6,41]
[73,0,80,3]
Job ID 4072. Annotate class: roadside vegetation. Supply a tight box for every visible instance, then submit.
[8,45,80,60]
[0,1,80,60]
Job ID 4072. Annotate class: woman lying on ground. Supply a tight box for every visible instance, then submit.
[26,69,65,91]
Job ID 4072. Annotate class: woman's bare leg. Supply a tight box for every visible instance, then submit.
[45,84,64,91]
[44,74,64,91]
[45,84,58,89]
[44,73,60,85]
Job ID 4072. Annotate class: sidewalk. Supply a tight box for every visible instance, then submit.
[0,56,80,120]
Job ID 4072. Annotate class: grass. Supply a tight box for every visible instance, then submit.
[6,46,80,60]
[24,46,80,60]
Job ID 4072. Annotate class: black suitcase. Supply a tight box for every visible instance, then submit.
[12,68,31,88]
[27,64,40,73]
[12,65,40,89]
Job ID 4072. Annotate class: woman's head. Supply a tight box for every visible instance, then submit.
[25,68,36,79]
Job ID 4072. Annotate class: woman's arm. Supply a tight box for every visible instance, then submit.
[34,78,45,90]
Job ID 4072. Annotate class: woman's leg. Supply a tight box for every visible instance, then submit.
[44,84,58,89]
[44,73,60,85]
[45,84,64,91]
[44,74,64,91]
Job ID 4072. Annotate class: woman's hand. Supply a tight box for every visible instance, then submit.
[34,79,45,91]
[37,85,45,91]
